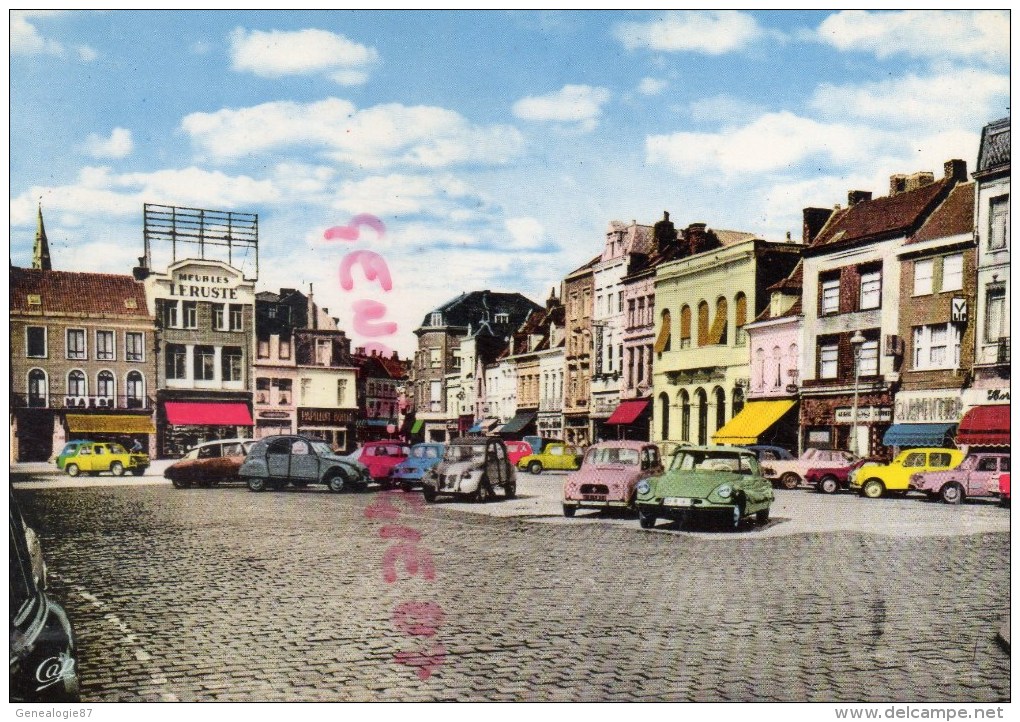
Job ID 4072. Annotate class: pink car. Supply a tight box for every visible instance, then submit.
[350,441,410,487]
[909,451,1011,504]
[562,441,663,517]
[504,440,534,467]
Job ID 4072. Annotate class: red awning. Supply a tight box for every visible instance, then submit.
[956,405,1010,446]
[606,399,650,425]
[164,402,254,426]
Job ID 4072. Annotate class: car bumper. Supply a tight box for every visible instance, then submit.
[563,498,632,509]
[637,499,736,515]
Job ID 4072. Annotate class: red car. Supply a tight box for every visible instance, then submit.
[349,442,410,487]
[999,473,1010,507]
[504,440,533,467]
[805,457,882,494]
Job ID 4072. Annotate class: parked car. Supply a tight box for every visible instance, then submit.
[850,448,965,499]
[391,443,445,492]
[517,442,584,474]
[634,445,773,530]
[10,491,81,702]
[239,435,372,492]
[759,447,858,490]
[909,451,1011,504]
[744,445,795,462]
[999,473,1010,507]
[805,457,883,494]
[504,440,534,466]
[349,441,411,487]
[422,437,516,503]
[53,440,93,471]
[60,442,149,477]
[655,441,689,464]
[562,441,663,517]
[165,438,256,489]
[522,436,561,455]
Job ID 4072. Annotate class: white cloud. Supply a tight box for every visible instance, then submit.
[686,94,767,123]
[512,84,611,132]
[817,10,1008,63]
[332,174,484,220]
[229,27,378,85]
[83,127,134,159]
[10,11,96,60]
[647,112,883,177]
[614,11,762,54]
[810,70,1010,131]
[181,98,525,169]
[637,77,668,96]
[504,217,550,251]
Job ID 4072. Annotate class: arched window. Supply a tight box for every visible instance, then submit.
[126,371,145,408]
[773,346,783,388]
[97,370,115,399]
[697,301,709,346]
[67,370,87,397]
[734,293,747,345]
[732,386,745,417]
[755,348,766,390]
[708,297,728,345]
[679,305,692,348]
[788,343,799,385]
[654,309,672,353]
[28,369,48,407]
[714,386,726,432]
[680,390,691,441]
[659,392,670,440]
[695,388,708,445]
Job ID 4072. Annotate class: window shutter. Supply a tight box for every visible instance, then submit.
[837,333,854,380]
[840,267,860,314]
[708,298,728,345]
[697,303,709,346]
[654,310,672,353]
[680,306,692,342]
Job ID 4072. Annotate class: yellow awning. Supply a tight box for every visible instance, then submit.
[66,414,155,434]
[712,400,796,446]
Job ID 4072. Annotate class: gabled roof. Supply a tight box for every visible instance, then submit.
[811,177,953,248]
[977,117,1010,174]
[418,290,541,332]
[10,267,151,317]
[564,254,601,278]
[908,182,975,245]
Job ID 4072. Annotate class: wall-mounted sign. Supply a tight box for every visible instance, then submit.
[894,393,964,423]
[258,411,291,419]
[297,407,355,426]
[951,297,968,323]
[834,406,892,423]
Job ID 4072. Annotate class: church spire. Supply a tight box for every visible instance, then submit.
[33,204,52,270]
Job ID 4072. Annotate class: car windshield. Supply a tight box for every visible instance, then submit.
[412,446,440,459]
[671,450,757,475]
[310,441,334,456]
[585,447,639,466]
[445,444,486,462]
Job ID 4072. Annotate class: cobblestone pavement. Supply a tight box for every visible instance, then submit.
[12,472,1010,703]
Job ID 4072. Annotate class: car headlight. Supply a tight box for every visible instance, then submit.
[716,484,733,499]
[636,480,651,495]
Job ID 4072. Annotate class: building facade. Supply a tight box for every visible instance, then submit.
[11,267,158,461]
[562,256,598,446]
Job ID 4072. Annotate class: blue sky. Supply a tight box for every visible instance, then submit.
[9,10,1010,356]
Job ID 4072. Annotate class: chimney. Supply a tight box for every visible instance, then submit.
[308,282,317,330]
[653,210,678,253]
[132,256,149,281]
[802,208,833,244]
[905,171,935,193]
[685,222,709,255]
[889,174,907,196]
[944,159,967,182]
[847,190,872,207]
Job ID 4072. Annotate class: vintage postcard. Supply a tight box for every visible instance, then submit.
[9,10,1010,716]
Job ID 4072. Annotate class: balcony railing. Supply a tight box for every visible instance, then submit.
[997,337,1011,365]
[539,398,563,412]
[13,394,155,411]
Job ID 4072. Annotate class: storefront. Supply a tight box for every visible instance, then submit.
[800,391,893,457]
[712,400,796,449]
[497,411,536,440]
[884,389,965,450]
[605,398,650,441]
[255,410,292,439]
[956,405,1010,448]
[64,413,156,454]
[158,398,254,458]
[297,407,355,450]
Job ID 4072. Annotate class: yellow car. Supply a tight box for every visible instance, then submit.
[849,448,964,499]
[62,442,149,477]
[517,443,584,475]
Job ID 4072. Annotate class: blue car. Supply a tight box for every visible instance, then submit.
[391,443,446,492]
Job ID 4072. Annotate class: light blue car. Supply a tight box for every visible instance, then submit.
[391,443,446,492]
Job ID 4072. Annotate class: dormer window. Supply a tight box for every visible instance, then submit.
[494,312,509,324]
[431,312,443,326]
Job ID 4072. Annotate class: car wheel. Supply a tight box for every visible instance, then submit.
[940,482,964,505]
[638,508,656,529]
[504,478,516,499]
[131,468,145,476]
[780,472,800,490]
[66,464,80,477]
[110,461,125,477]
[400,482,414,493]
[247,477,267,492]
[472,480,492,503]
[327,472,348,493]
[861,479,884,499]
[818,475,839,494]
[170,477,190,489]
[528,461,543,475]
[755,507,770,524]
[423,485,437,503]
[562,504,576,517]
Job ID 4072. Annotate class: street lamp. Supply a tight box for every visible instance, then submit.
[849,331,866,457]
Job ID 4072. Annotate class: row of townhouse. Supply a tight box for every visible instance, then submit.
[407,117,1010,456]
[10,206,408,462]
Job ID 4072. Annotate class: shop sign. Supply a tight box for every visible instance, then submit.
[834,406,892,423]
[951,298,968,323]
[258,411,291,419]
[894,393,964,423]
[297,407,355,426]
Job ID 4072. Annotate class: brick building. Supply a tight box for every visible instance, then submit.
[562,256,598,446]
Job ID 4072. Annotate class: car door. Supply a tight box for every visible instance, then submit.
[73,446,92,472]
[266,437,292,478]
[195,443,221,482]
[897,451,928,488]
[968,455,998,496]
[544,444,563,469]
[484,441,502,486]
[288,439,320,483]
[92,445,110,472]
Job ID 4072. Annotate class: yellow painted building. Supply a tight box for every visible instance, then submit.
[651,229,801,444]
